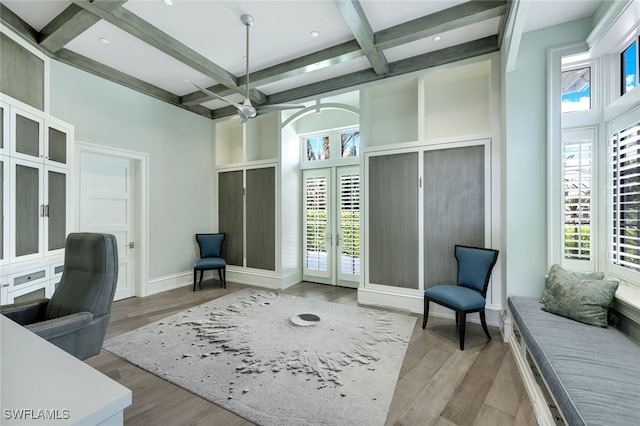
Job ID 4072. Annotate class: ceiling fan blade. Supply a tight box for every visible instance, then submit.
[193,83,256,117]
[236,116,250,126]
[257,103,306,113]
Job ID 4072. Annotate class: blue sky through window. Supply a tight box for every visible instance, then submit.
[561,67,591,112]
[623,41,638,94]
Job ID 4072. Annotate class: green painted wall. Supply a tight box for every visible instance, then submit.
[504,18,592,298]
[49,61,215,280]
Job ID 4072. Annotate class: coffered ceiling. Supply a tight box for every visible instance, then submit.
[0,0,602,119]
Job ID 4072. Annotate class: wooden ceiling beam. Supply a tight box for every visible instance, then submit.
[40,1,128,52]
[332,0,389,76]
[375,0,507,51]
[71,0,267,105]
[54,48,213,118]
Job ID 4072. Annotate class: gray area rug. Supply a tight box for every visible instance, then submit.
[104,289,415,426]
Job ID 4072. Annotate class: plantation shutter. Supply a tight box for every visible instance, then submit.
[339,172,360,275]
[611,119,640,273]
[305,175,328,272]
[563,134,592,262]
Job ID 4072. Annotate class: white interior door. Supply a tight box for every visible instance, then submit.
[79,152,136,301]
[303,166,360,287]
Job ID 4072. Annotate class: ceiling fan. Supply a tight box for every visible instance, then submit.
[194,14,305,125]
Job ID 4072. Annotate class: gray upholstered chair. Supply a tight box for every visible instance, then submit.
[422,245,499,350]
[1,233,118,360]
[193,233,226,291]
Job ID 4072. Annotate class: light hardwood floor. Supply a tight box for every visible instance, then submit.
[86,281,537,426]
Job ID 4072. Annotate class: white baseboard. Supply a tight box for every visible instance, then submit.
[147,271,193,296]
[147,269,303,295]
[357,285,501,327]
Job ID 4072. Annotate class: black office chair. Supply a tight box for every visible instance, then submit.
[422,245,499,350]
[1,233,118,360]
[193,233,227,291]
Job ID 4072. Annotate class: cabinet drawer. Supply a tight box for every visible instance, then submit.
[5,281,50,304]
[6,267,49,292]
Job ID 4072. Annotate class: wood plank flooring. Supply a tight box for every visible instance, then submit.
[86,281,537,426]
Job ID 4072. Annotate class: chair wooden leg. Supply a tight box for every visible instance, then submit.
[422,298,430,329]
[198,270,204,288]
[459,312,466,350]
[455,312,459,326]
[193,269,197,292]
[222,267,226,288]
[217,269,224,287]
[480,309,491,340]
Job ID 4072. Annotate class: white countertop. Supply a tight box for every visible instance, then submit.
[0,315,132,425]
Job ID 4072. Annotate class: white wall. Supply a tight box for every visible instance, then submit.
[504,18,592,298]
[49,61,215,280]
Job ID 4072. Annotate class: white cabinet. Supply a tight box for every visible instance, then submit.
[1,98,72,265]
[0,260,63,305]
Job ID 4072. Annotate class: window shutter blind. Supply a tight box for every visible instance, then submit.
[563,138,592,260]
[339,173,360,274]
[611,120,640,272]
[305,176,328,271]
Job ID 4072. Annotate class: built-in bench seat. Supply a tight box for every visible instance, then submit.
[508,296,640,426]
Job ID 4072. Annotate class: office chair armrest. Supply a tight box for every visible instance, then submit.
[1,298,50,325]
[26,312,94,341]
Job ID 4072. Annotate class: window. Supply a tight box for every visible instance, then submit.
[622,40,638,95]
[306,135,330,161]
[302,127,360,165]
[610,119,640,273]
[341,131,360,158]
[561,67,591,112]
[563,132,592,262]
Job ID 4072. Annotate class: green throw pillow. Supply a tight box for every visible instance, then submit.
[541,264,604,305]
[542,276,619,327]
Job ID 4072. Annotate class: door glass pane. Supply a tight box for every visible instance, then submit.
[48,170,66,251]
[16,163,40,257]
[14,287,46,304]
[48,127,67,164]
[16,114,40,158]
[339,172,360,276]
[305,176,328,272]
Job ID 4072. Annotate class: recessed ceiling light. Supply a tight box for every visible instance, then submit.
[433,36,441,42]
[162,0,174,6]
[183,78,190,82]
[99,37,110,44]
[310,31,319,38]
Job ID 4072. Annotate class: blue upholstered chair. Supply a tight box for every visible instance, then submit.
[193,233,226,291]
[422,245,499,350]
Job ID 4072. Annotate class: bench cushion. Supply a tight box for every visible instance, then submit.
[508,296,640,426]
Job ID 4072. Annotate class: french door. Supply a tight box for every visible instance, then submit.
[303,166,360,287]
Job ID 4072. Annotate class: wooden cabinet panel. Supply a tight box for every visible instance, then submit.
[423,145,485,289]
[246,167,276,271]
[218,170,244,266]
[368,152,419,288]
